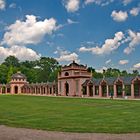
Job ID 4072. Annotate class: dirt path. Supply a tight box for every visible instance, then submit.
[0,125,140,140]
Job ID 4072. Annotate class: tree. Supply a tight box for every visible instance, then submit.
[87,67,95,73]
[3,56,19,67]
[93,72,103,78]
[49,66,61,82]
[36,57,59,82]
[121,70,128,76]
[0,56,139,84]
[20,60,37,68]
[0,64,8,84]
[7,66,14,83]
[132,70,139,76]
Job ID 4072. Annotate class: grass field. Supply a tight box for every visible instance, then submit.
[0,95,140,133]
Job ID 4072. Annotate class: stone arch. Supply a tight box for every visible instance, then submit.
[115,79,123,97]
[2,86,6,94]
[14,86,18,94]
[100,80,107,97]
[87,80,93,96]
[65,81,69,96]
[133,77,140,98]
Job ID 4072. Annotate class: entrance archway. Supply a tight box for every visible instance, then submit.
[89,85,93,96]
[14,86,18,94]
[2,86,6,94]
[82,86,87,95]
[101,81,107,97]
[116,80,123,97]
[7,88,10,93]
[65,82,69,96]
[134,79,140,98]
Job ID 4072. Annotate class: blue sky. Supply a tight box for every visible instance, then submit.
[0,0,140,72]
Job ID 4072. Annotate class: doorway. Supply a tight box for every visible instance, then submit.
[14,86,18,94]
[65,82,69,96]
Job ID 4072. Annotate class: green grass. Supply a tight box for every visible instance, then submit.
[0,95,140,133]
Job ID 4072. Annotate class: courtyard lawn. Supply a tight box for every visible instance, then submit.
[0,95,140,133]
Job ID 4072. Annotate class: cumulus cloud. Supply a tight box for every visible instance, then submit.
[133,63,140,69]
[63,0,80,13]
[55,47,79,62]
[2,15,57,46]
[111,10,128,22]
[79,31,124,55]
[124,30,140,54]
[130,6,140,16]
[0,14,60,62]
[119,59,129,65]
[56,52,79,62]
[0,0,5,10]
[0,45,40,63]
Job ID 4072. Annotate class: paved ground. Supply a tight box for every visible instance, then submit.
[0,125,140,140]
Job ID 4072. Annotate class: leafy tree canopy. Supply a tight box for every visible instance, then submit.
[0,56,60,84]
[0,56,139,84]
[3,56,19,67]
[89,67,139,78]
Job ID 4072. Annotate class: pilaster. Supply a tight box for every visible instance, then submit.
[113,84,117,98]
[131,83,134,98]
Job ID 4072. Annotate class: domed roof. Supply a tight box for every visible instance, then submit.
[65,61,86,68]
[11,71,27,79]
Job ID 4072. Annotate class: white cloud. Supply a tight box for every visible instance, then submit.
[84,0,95,5]
[105,59,111,64]
[79,31,124,55]
[55,47,79,62]
[96,66,107,73]
[130,6,140,16]
[0,15,59,62]
[0,0,5,10]
[84,0,132,7]
[111,10,128,22]
[133,63,140,69]
[9,3,16,8]
[84,0,114,6]
[0,45,40,63]
[124,30,140,54]
[2,15,57,46]
[67,18,78,24]
[63,0,80,13]
[56,52,79,62]
[122,0,132,6]
[119,59,129,65]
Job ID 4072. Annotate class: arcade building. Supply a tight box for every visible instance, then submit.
[0,61,140,99]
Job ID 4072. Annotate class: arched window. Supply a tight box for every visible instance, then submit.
[65,72,69,76]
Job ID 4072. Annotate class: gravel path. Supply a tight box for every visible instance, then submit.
[0,125,140,140]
